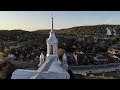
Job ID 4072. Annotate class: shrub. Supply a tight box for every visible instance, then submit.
[0,61,16,79]
[0,72,6,79]
[67,68,74,79]
[58,48,65,61]
[74,74,85,79]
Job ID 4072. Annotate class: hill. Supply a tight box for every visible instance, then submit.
[32,29,58,34]
[56,24,120,35]
[0,24,120,39]
[0,29,38,41]
[32,29,50,34]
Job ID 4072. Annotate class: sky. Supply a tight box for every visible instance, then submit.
[0,11,120,31]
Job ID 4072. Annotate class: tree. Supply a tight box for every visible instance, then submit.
[0,44,4,52]
[2,61,16,79]
[58,48,65,61]
[94,44,100,53]
[0,52,4,60]
[0,72,5,79]
[0,60,16,79]
[41,44,47,51]
[67,68,74,79]
[9,48,16,55]
[111,37,118,45]
[4,47,10,55]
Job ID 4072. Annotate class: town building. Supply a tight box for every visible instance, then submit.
[93,53,108,65]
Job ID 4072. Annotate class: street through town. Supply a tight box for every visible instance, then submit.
[69,63,120,75]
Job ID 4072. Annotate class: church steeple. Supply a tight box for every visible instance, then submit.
[46,15,58,57]
[51,16,54,32]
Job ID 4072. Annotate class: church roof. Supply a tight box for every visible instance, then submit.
[48,60,67,73]
[11,69,39,79]
[36,72,70,79]
[34,60,70,79]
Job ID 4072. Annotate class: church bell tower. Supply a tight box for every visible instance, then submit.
[46,16,58,58]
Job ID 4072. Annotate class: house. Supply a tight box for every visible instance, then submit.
[74,53,94,65]
[93,53,108,65]
[105,27,117,36]
[7,54,16,60]
[112,55,120,61]
[108,45,120,55]
[107,52,120,63]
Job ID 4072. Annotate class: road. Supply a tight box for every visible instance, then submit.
[69,63,120,75]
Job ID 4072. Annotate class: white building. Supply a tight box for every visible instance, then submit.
[7,54,16,60]
[113,27,116,36]
[11,17,70,79]
[106,27,112,36]
[106,27,117,36]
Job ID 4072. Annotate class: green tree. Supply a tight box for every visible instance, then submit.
[1,61,16,79]
[9,48,16,55]
[0,72,5,79]
[0,45,4,52]
[58,48,65,61]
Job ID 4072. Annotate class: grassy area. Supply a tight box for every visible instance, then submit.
[74,74,85,79]
[88,74,115,79]
[73,71,120,79]
[87,71,120,79]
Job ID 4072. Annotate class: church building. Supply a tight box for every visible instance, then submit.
[11,17,70,79]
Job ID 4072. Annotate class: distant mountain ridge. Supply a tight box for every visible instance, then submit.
[32,29,51,34]
[32,29,59,34]
[0,24,120,35]
[56,24,120,35]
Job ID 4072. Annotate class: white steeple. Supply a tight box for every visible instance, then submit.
[38,52,45,67]
[62,53,67,62]
[47,16,58,44]
[62,53,68,70]
[46,16,58,57]
[51,16,54,32]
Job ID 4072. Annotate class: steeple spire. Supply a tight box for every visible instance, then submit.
[51,14,54,32]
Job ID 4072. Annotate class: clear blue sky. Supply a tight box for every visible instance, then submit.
[0,11,120,31]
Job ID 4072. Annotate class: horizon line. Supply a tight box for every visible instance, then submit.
[0,24,119,31]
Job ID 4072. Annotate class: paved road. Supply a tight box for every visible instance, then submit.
[69,63,120,75]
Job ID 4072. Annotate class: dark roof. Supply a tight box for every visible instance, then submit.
[77,53,95,56]
[77,53,94,61]
[96,56,108,59]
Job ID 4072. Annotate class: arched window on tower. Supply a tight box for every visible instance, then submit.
[50,45,53,54]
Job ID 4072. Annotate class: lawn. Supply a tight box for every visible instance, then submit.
[88,71,120,79]
[73,71,120,79]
